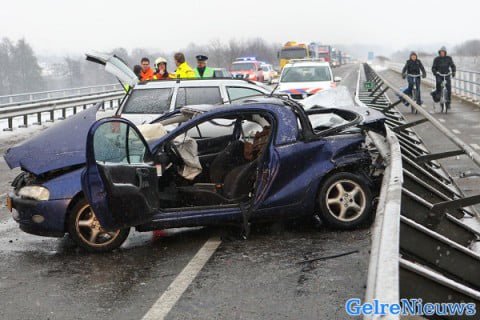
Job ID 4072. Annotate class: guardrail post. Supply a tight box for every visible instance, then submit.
[3,117,13,131]
[48,110,54,122]
[35,112,42,125]
[19,114,28,128]
[83,104,87,110]
[60,108,66,120]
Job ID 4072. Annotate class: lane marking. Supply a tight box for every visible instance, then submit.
[142,236,222,320]
[438,118,446,123]
[471,144,480,150]
[452,129,461,134]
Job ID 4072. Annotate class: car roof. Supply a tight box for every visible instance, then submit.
[284,61,330,68]
[133,78,266,89]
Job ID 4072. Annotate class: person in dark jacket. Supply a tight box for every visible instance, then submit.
[402,52,427,105]
[431,46,456,108]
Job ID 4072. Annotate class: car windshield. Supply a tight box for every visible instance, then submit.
[281,66,331,83]
[231,63,255,71]
[122,88,173,114]
[280,48,307,59]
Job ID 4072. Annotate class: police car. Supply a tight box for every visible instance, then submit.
[275,59,341,100]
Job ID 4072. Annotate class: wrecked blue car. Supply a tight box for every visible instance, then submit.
[5,96,385,252]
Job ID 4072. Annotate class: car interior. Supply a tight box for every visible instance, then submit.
[151,112,273,209]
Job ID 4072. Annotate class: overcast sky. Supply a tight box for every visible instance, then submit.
[1,0,479,56]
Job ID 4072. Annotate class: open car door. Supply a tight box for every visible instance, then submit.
[82,118,160,231]
[85,51,138,90]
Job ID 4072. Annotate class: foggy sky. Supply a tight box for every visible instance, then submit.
[1,0,479,55]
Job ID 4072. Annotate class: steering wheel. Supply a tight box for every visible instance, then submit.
[165,141,185,167]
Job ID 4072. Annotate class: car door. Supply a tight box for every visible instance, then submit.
[85,52,138,89]
[82,118,160,231]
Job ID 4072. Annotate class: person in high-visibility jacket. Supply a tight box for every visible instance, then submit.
[193,55,214,78]
[173,52,195,78]
[140,57,154,81]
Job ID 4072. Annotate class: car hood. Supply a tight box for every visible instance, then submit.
[3,105,101,175]
[303,86,386,134]
[276,81,332,95]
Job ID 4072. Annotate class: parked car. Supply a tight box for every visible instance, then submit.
[275,59,341,100]
[230,58,265,82]
[212,68,232,78]
[84,53,270,125]
[5,94,385,252]
[260,63,275,84]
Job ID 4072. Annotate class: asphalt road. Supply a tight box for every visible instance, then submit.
[0,64,371,320]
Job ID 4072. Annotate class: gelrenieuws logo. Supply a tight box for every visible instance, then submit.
[345,298,476,317]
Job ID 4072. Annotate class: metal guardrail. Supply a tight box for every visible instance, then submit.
[387,61,480,103]
[359,63,480,318]
[355,66,403,319]
[0,83,122,106]
[0,90,125,131]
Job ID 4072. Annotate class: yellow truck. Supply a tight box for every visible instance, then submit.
[278,41,310,70]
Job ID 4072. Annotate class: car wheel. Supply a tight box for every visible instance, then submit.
[67,198,130,252]
[317,172,373,229]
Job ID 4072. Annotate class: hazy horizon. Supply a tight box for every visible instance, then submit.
[1,0,479,57]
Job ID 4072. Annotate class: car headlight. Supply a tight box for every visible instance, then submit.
[18,186,50,201]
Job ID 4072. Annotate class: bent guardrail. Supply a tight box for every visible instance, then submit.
[355,66,403,319]
[0,90,125,131]
[387,61,480,104]
[360,62,480,319]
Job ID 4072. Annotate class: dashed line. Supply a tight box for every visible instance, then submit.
[452,129,461,134]
[142,236,222,320]
[438,118,446,123]
[471,144,480,150]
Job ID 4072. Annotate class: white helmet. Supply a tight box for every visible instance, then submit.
[155,57,167,65]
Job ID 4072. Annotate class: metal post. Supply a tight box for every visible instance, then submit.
[474,73,478,102]
[4,117,13,131]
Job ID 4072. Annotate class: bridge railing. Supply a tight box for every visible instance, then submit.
[0,83,122,107]
[387,61,480,104]
[0,90,125,131]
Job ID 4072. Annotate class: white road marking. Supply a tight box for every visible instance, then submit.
[452,129,461,134]
[142,236,222,320]
[471,144,480,150]
[438,118,446,123]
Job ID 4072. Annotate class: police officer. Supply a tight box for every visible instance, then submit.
[432,46,456,109]
[194,55,214,78]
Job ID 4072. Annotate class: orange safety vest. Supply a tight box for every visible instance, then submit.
[140,68,154,81]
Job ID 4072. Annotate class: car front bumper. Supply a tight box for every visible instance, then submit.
[8,192,70,237]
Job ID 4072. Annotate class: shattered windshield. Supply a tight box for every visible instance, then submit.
[122,88,173,114]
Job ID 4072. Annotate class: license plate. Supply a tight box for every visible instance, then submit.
[6,195,12,212]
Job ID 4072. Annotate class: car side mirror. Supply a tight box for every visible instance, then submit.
[271,78,279,84]
[258,67,263,71]
[334,76,342,82]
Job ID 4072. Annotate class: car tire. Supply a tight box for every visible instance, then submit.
[316,172,373,229]
[67,198,130,253]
